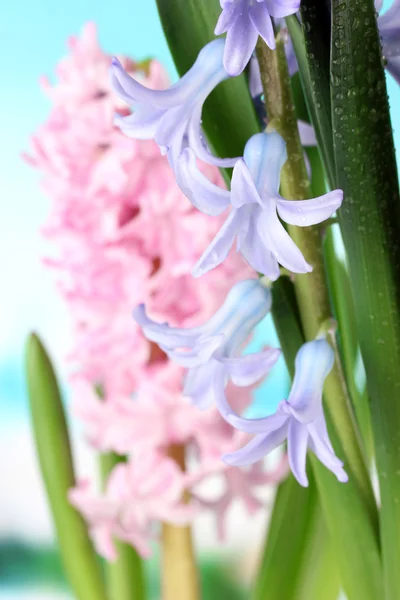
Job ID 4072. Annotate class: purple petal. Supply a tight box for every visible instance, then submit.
[175,148,231,216]
[199,279,271,342]
[231,159,263,208]
[225,410,288,434]
[223,9,259,76]
[244,132,287,197]
[221,349,281,386]
[288,339,335,422]
[166,335,225,368]
[215,2,241,35]
[114,108,163,140]
[222,424,288,466]
[297,121,317,147]
[308,432,349,483]
[287,418,309,486]
[256,201,313,273]
[249,1,276,50]
[265,0,300,18]
[237,209,281,279]
[275,190,343,227]
[184,361,225,409]
[187,108,239,168]
[249,57,263,97]
[386,56,400,85]
[133,304,200,347]
[378,0,400,26]
[192,209,241,277]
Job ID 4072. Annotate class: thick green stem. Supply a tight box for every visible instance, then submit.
[100,453,147,600]
[256,36,372,507]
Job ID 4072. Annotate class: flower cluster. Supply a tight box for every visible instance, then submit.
[110,3,352,493]
[25,23,288,559]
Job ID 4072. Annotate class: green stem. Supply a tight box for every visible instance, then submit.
[256,36,372,509]
[100,453,147,600]
[256,37,382,599]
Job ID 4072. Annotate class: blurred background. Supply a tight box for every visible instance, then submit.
[1,1,399,598]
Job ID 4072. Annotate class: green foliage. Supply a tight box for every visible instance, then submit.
[25,333,107,600]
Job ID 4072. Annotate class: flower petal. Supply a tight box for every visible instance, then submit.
[249,1,276,50]
[215,1,241,35]
[133,304,200,347]
[276,190,343,227]
[265,0,300,18]
[187,108,239,167]
[165,334,225,368]
[297,120,317,147]
[243,132,287,197]
[231,159,263,208]
[287,339,335,422]
[184,362,225,410]
[221,348,281,386]
[223,10,259,76]
[308,429,349,483]
[175,148,231,216]
[287,418,309,487]
[114,107,164,140]
[256,201,313,273]
[192,209,241,277]
[237,209,280,279]
[222,424,288,466]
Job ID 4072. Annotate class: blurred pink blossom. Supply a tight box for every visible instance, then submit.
[25,22,288,558]
[69,453,194,559]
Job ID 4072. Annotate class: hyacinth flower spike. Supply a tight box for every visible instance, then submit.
[215,0,300,76]
[221,338,348,487]
[110,39,239,168]
[134,279,281,410]
[376,0,400,84]
[176,131,343,279]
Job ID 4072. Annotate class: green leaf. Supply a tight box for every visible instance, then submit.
[25,333,107,600]
[253,471,339,600]
[286,10,335,186]
[155,0,259,159]
[330,0,400,595]
[324,230,374,458]
[100,452,147,600]
[272,280,382,600]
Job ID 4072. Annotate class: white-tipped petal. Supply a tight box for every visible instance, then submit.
[276,190,343,227]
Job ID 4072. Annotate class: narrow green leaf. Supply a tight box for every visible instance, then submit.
[331,0,400,595]
[100,452,147,600]
[324,230,374,458]
[254,280,339,600]
[25,333,107,600]
[286,10,335,186]
[272,281,382,600]
[253,471,339,600]
[155,0,259,159]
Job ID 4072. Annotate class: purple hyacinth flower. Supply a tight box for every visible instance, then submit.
[133,279,281,411]
[221,339,348,487]
[110,39,238,168]
[175,131,342,279]
[215,0,300,76]
[376,0,400,85]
